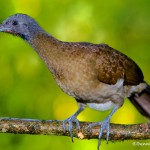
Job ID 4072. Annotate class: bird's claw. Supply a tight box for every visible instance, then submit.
[62,115,80,142]
[88,117,110,150]
[98,117,110,144]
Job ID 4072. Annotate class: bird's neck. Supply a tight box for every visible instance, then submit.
[27,32,62,72]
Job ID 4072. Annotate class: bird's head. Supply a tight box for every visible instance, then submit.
[0,13,43,41]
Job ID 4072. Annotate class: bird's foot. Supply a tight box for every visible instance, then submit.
[88,117,110,150]
[62,115,80,142]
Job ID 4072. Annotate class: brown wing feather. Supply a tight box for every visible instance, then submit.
[96,44,144,85]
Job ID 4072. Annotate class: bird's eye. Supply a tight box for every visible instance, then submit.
[23,23,28,27]
[12,20,18,26]
[5,21,9,25]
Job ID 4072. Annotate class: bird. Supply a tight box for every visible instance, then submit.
[0,13,150,149]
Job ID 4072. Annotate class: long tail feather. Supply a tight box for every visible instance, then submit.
[129,85,150,120]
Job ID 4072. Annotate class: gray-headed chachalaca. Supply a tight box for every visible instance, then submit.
[0,14,150,149]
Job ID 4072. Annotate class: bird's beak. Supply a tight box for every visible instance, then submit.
[0,24,10,32]
[0,24,5,31]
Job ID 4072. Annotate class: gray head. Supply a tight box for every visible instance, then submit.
[0,13,44,41]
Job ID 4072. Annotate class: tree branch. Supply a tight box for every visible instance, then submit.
[0,117,149,141]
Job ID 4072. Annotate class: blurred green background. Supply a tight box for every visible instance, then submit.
[0,0,150,150]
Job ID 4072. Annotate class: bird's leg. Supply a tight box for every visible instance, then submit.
[62,103,85,142]
[88,105,119,150]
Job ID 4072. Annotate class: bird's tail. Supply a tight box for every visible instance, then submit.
[129,84,150,120]
[129,85,150,120]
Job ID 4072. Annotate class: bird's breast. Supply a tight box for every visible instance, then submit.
[52,57,98,99]
[53,61,124,104]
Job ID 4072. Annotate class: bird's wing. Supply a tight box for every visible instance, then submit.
[96,44,144,85]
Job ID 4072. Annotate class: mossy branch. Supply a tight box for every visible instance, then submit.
[0,117,149,141]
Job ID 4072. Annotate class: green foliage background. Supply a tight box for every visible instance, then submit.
[0,0,150,150]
